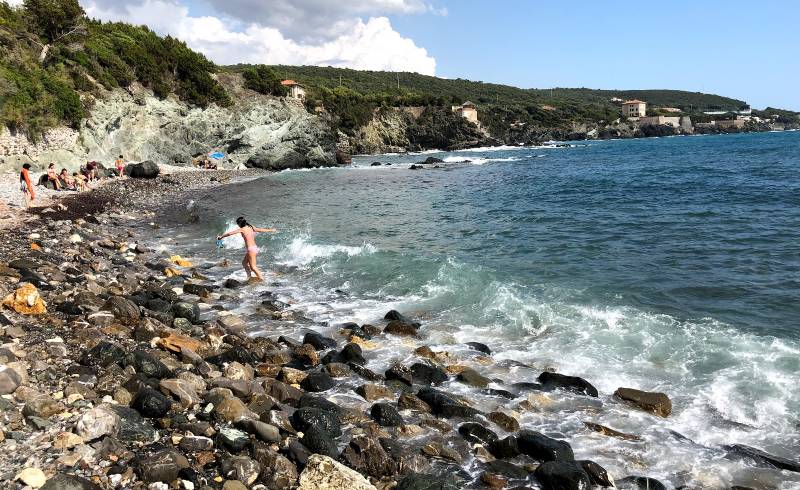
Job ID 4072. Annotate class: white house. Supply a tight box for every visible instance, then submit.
[452,101,479,124]
[622,100,647,118]
[281,80,306,100]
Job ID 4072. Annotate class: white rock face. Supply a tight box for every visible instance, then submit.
[298,454,377,490]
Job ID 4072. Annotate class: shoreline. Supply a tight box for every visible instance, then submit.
[0,170,797,489]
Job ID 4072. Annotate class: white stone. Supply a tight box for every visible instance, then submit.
[68,234,82,243]
[76,406,120,440]
[298,454,376,490]
[16,467,47,488]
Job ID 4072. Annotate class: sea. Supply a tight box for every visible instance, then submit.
[153,131,800,488]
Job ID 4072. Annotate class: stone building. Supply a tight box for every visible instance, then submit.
[622,99,647,118]
[281,80,306,100]
[452,101,479,124]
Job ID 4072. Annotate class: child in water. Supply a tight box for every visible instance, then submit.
[216,217,277,282]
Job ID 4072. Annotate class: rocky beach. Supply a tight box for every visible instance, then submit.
[0,166,798,490]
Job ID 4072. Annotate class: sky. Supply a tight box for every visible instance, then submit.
[8,0,800,109]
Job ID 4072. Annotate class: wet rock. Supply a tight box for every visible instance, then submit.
[458,422,498,445]
[384,320,419,336]
[583,421,641,441]
[299,454,377,489]
[224,278,245,289]
[578,460,614,487]
[517,430,574,462]
[337,343,366,365]
[303,331,337,350]
[323,362,351,378]
[253,444,298,489]
[341,435,398,479]
[489,411,520,432]
[614,387,671,417]
[300,425,339,458]
[0,366,22,395]
[534,461,591,490]
[417,387,479,418]
[125,350,171,379]
[131,386,172,418]
[457,367,491,388]
[349,363,383,381]
[384,310,410,322]
[172,301,200,323]
[538,372,598,397]
[222,456,261,486]
[371,402,404,426]
[294,344,320,367]
[386,364,413,386]
[292,407,342,437]
[410,363,448,385]
[101,296,140,324]
[301,371,335,392]
[486,460,528,479]
[398,392,432,412]
[75,406,120,441]
[480,471,507,489]
[617,476,668,490]
[183,282,213,298]
[135,448,189,483]
[396,473,458,490]
[466,342,492,355]
[722,444,800,472]
[40,473,102,489]
[217,427,250,452]
[356,383,394,401]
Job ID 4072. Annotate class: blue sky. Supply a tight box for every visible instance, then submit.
[390,1,800,110]
[76,0,800,110]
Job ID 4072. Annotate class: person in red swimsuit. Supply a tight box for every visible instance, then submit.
[20,163,35,207]
[217,216,277,282]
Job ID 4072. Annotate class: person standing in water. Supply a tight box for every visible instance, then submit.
[216,217,277,282]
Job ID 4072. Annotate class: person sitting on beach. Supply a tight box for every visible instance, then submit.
[46,163,62,191]
[204,159,217,170]
[83,161,99,182]
[59,168,76,190]
[115,155,126,176]
[216,216,277,283]
[19,163,35,207]
[73,172,87,192]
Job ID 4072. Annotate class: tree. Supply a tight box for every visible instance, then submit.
[242,65,288,97]
[22,0,86,62]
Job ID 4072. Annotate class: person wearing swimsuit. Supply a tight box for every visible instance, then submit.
[217,216,277,282]
[20,163,35,207]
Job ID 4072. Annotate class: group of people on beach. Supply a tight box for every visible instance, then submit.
[18,154,127,207]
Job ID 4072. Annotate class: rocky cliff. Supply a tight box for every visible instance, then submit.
[0,74,338,172]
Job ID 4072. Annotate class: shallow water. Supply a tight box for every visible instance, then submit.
[156,131,800,488]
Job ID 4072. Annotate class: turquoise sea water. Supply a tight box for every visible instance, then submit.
[159,131,800,488]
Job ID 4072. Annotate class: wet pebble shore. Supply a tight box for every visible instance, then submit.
[0,170,796,490]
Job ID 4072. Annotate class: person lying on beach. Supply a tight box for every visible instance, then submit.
[216,216,277,283]
[46,163,62,191]
[73,172,87,192]
[20,163,34,207]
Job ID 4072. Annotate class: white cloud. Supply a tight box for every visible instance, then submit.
[82,0,437,75]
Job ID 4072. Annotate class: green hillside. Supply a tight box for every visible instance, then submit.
[0,0,228,137]
[226,64,751,135]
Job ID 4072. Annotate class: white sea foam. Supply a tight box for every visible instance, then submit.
[275,235,377,267]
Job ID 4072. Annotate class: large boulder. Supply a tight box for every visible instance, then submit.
[538,372,598,397]
[298,454,377,490]
[614,387,672,417]
[516,430,574,462]
[124,160,160,178]
[534,461,592,490]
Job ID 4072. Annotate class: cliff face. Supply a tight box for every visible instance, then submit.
[0,75,338,172]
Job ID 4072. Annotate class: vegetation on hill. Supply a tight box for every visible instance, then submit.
[234,64,758,135]
[0,0,228,138]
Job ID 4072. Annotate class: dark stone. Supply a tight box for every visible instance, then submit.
[298,394,345,417]
[386,364,413,386]
[131,386,171,418]
[217,427,250,452]
[341,435,398,478]
[40,474,102,490]
[134,448,189,483]
[517,430,574,462]
[538,372,598,397]
[416,387,479,418]
[617,476,668,490]
[303,331,337,350]
[421,156,444,164]
[125,350,171,379]
[300,425,338,458]
[172,301,200,324]
[285,439,311,469]
[457,368,491,388]
[205,348,259,367]
[458,422,498,445]
[300,372,335,392]
[125,160,160,179]
[291,407,342,437]
[224,278,245,289]
[396,473,458,490]
[56,301,82,315]
[337,343,366,365]
[183,283,214,298]
[722,444,800,472]
[614,387,671,417]
[465,342,491,355]
[410,363,448,385]
[79,341,124,367]
[578,460,614,487]
[384,310,410,322]
[110,406,159,442]
[512,382,543,392]
[484,388,517,399]
[534,461,591,490]
[101,296,141,324]
[349,362,383,381]
[123,373,160,397]
[371,402,404,427]
[384,320,420,336]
